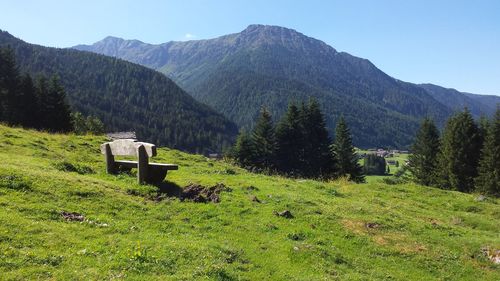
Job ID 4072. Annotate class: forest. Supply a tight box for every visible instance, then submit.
[0,47,103,134]
[408,108,500,196]
[231,100,364,182]
[231,98,500,196]
[0,30,238,154]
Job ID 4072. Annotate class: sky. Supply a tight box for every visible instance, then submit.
[1,0,499,95]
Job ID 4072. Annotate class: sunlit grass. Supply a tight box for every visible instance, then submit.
[0,125,498,280]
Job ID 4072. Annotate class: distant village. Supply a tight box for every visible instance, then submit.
[358,148,410,166]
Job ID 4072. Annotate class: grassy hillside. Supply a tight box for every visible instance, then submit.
[0,125,499,280]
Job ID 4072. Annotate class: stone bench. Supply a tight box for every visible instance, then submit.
[100,139,178,184]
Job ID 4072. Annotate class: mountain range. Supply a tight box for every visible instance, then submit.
[75,24,500,148]
[74,25,500,147]
[0,30,238,153]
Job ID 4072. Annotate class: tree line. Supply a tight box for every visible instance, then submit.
[0,47,103,134]
[231,100,364,182]
[408,107,500,196]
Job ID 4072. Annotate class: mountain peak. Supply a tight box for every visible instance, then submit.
[244,24,294,32]
[235,24,335,53]
[102,35,124,42]
[241,24,303,38]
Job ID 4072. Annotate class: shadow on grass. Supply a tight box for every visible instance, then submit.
[155,181,183,198]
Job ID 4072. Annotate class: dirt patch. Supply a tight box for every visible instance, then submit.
[341,219,366,234]
[342,219,426,254]
[365,222,382,229]
[61,211,85,222]
[275,210,293,219]
[180,183,230,203]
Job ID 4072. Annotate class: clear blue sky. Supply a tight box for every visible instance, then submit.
[1,0,499,95]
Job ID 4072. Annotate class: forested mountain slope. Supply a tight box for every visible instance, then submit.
[0,30,238,153]
[419,84,500,116]
[76,25,458,148]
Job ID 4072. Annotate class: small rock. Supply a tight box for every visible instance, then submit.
[250,195,261,203]
[475,195,487,202]
[482,247,500,264]
[276,210,293,219]
[293,246,299,251]
[61,211,85,222]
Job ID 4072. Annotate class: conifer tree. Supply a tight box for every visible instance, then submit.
[45,76,73,132]
[331,116,364,182]
[475,106,500,196]
[18,73,39,128]
[437,109,482,192]
[408,118,440,186]
[275,103,303,175]
[233,130,254,168]
[363,154,386,175]
[35,76,50,129]
[0,47,20,125]
[300,99,334,178]
[251,107,277,170]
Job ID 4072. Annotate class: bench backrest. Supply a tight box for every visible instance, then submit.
[100,139,157,157]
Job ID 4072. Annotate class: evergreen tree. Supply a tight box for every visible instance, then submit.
[437,109,482,192]
[39,76,73,132]
[251,107,277,170]
[18,73,39,128]
[363,154,386,175]
[233,130,254,168]
[0,47,20,125]
[300,99,334,178]
[475,106,500,196]
[331,116,364,182]
[35,76,50,130]
[408,118,441,186]
[275,103,303,175]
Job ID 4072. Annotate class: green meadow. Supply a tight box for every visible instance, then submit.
[0,125,499,280]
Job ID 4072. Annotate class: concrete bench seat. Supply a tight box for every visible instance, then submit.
[100,139,178,184]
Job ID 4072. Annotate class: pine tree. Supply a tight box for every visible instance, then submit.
[475,106,500,196]
[18,73,39,128]
[233,130,254,168]
[331,116,364,182]
[251,107,277,170]
[45,76,73,132]
[408,118,441,186]
[437,109,482,192]
[275,103,303,175]
[35,76,50,130]
[363,154,386,175]
[300,99,334,178]
[0,47,20,125]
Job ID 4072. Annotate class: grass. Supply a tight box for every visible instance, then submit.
[0,124,499,280]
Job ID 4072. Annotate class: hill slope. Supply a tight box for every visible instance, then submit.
[419,84,500,116]
[0,30,237,153]
[1,125,499,280]
[76,24,461,148]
